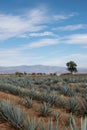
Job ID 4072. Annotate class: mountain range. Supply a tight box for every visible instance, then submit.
[0,65,87,74]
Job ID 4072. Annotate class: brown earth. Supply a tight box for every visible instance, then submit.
[0,91,81,130]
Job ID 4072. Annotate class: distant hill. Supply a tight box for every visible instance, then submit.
[0,65,87,74]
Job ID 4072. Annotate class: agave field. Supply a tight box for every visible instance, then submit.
[0,74,87,130]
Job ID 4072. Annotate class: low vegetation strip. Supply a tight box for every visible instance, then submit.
[0,75,87,116]
[0,75,87,129]
[0,99,87,130]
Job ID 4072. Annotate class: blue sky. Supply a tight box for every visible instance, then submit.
[0,0,87,67]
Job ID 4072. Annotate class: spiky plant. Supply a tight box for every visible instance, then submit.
[53,111,61,121]
[58,98,67,108]
[67,98,78,113]
[48,119,53,130]
[24,117,40,130]
[62,116,87,130]
[83,93,87,102]
[0,83,21,95]
[0,99,87,130]
[58,84,75,97]
[0,100,25,129]
[48,92,57,106]
[40,116,87,130]
[79,100,87,116]
[41,90,49,102]
[81,116,87,130]
[46,118,59,130]
[39,102,51,117]
[40,122,46,130]
[24,96,32,108]
[69,116,78,130]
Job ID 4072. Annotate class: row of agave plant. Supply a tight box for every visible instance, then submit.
[0,76,87,97]
[0,76,87,89]
[20,95,87,117]
[0,80,86,101]
[0,78,87,116]
[0,99,87,130]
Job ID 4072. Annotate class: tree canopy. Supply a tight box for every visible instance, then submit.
[66,61,77,74]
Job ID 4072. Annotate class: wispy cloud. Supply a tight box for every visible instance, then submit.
[52,13,75,21]
[29,38,59,48]
[63,34,87,44]
[0,11,45,40]
[53,24,87,31]
[0,7,75,40]
[1,45,87,67]
[42,53,87,67]
[15,33,87,51]
[0,48,43,66]
[19,31,55,38]
[12,33,87,53]
[19,38,59,50]
[29,31,55,37]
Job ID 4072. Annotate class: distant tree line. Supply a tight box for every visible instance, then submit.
[15,61,78,76]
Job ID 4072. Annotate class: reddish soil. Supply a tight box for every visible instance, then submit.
[0,91,81,130]
[0,122,15,130]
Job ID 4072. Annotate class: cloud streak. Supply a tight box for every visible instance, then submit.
[41,53,87,67]
[63,34,87,44]
[18,38,59,50]
[29,31,55,37]
[16,33,87,51]
[0,8,75,40]
[53,24,87,31]
[52,13,75,21]
[0,48,43,66]
[19,31,55,38]
[0,46,87,67]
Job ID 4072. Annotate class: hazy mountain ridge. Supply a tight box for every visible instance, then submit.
[0,65,87,74]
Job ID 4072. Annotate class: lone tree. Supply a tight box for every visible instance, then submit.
[66,61,77,74]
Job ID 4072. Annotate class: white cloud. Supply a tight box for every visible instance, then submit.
[41,53,87,67]
[63,34,87,44]
[13,33,87,51]
[0,8,75,40]
[0,8,47,40]
[0,48,43,66]
[19,38,59,50]
[6,33,87,52]
[29,38,59,48]
[53,24,87,31]
[52,13,74,21]
[29,31,55,37]
[19,31,55,38]
[0,46,87,67]
[30,34,87,48]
